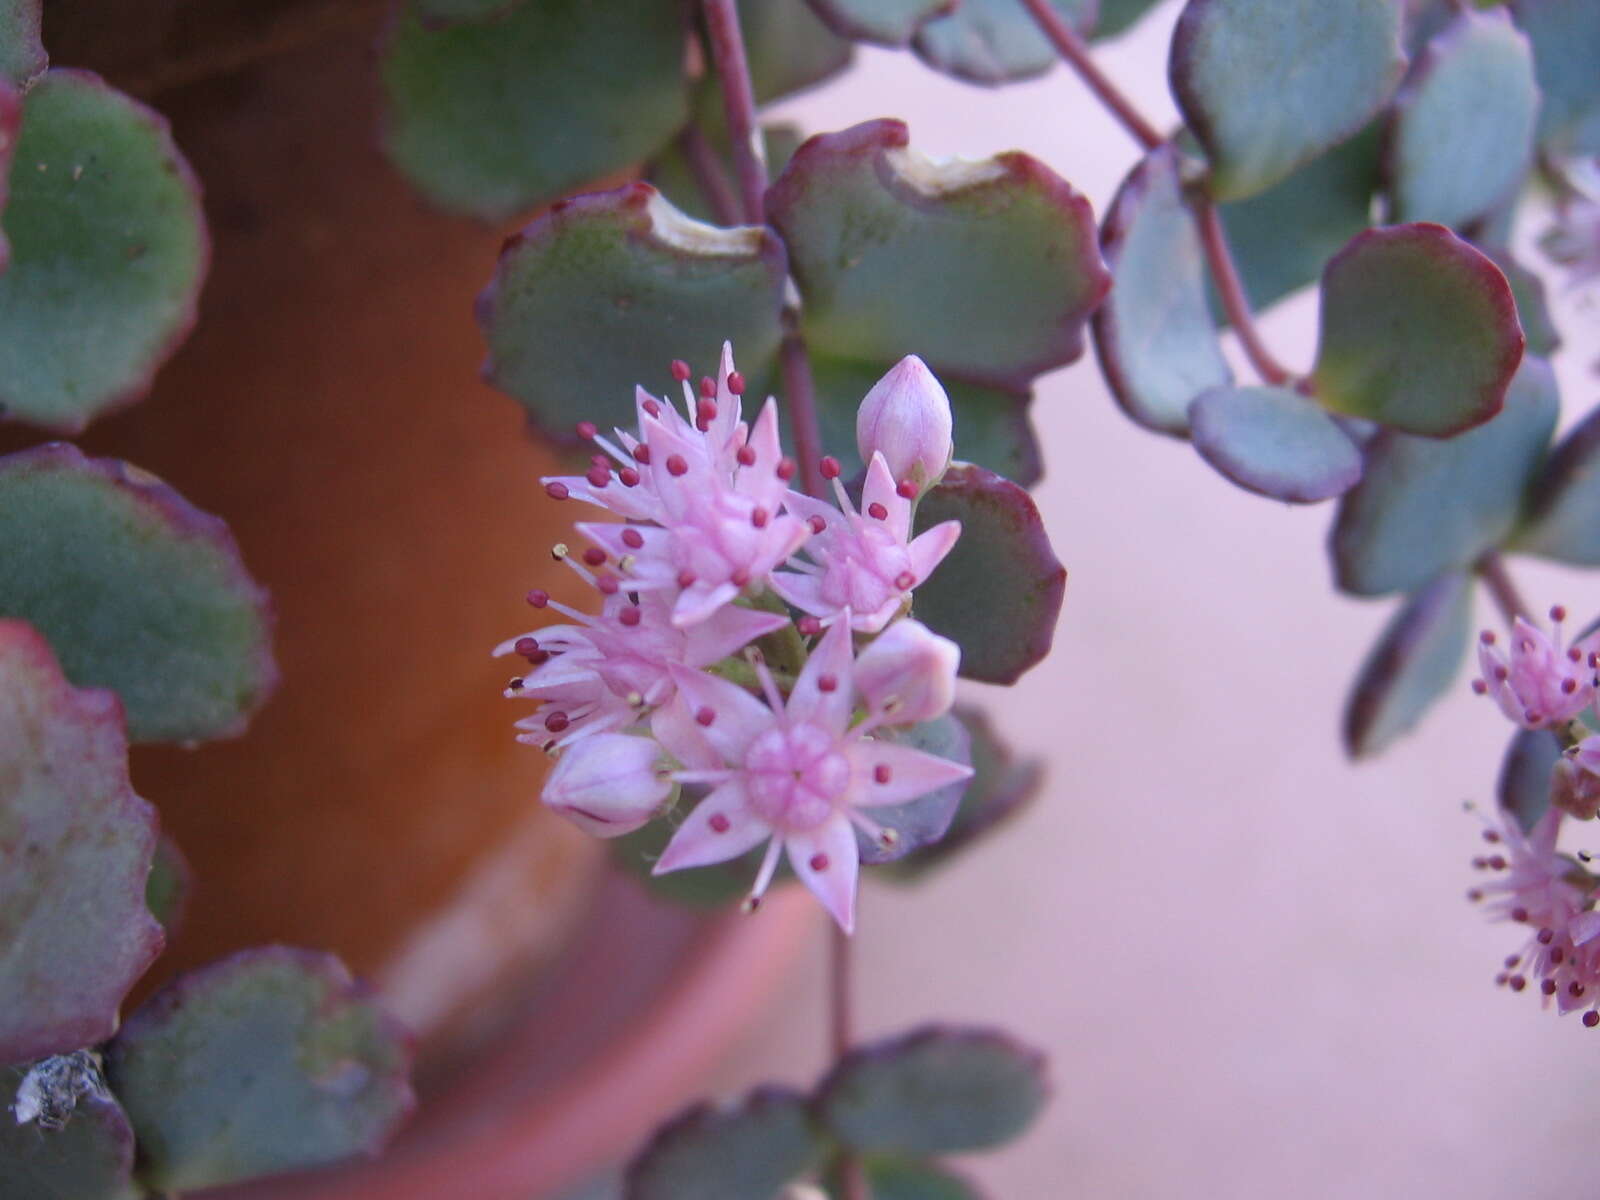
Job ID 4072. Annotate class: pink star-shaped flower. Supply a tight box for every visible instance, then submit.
[1473,607,1600,730]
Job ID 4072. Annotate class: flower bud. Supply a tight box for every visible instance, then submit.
[541,733,671,838]
[854,618,960,725]
[855,355,953,494]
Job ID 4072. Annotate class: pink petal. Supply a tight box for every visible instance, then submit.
[709,341,745,450]
[907,519,961,583]
[788,616,855,731]
[673,579,742,627]
[770,570,831,617]
[846,739,973,807]
[684,604,790,667]
[651,694,719,769]
[1571,910,1600,947]
[862,452,911,540]
[576,520,672,565]
[736,398,787,508]
[785,817,860,933]
[668,663,775,762]
[654,782,770,873]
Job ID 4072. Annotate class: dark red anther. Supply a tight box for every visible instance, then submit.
[544,711,570,733]
[514,637,539,657]
[591,454,610,468]
[1482,829,1501,843]
[619,466,641,487]
[1509,975,1527,992]
[809,853,830,872]
[1538,927,1555,944]
[586,465,610,488]
[621,527,645,549]
[1511,905,1529,922]
[693,375,712,397]
[666,454,688,477]
[508,677,524,691]
[1586,1011,1600,1028]
[1471,679,1488,694]
[1489,855,1508,870]
[1571,982,1586,997]
[530,650,550,665]
[820,456,841,480]
[1480,630,1496,645]
[526,589,550,608]
[697,397,718,425]
[736,445,757,467]
[867,501,888,520]
[1552,605,1568,622]
[545,481,569,500]
[751,507,769,529]
[1552,946,1566,965]
[817,674,837,693]
[582,547,607,567]
[642,398,661,417]
[727,371,745,395]
[596,576,620,595]
[731,568,751,587]
[1564,678,1579,694]
[671,359,691,381]
[874,764,892,784]
[1543,979,1558,995]
[808,515,827,535]
[894,571,915,591]
[633,444,652,464]
[896,479,918,499]
[776,458,797,481]
[1494,666,1509,681]
[677,569,697,588]
[576,420,597,440]
[797,616,822,637]
[696,706,716,727]
[619,606,642,628]
[709,812,731,833]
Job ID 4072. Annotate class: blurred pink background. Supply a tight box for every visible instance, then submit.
[691,4,1600,1196]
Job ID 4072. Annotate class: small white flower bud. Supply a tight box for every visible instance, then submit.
[854,618,960,725]
[855,355,953,494]
[541,733,671,838]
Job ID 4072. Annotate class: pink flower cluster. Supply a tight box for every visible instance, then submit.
[1469,605,1600,1022]
[498,345,972,932]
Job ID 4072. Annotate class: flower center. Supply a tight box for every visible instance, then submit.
[743,722,852,832]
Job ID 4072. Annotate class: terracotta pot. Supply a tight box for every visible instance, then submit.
[1,11,817,1193]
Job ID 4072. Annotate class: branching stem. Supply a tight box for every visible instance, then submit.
[700,0,768,225]
[1194,202,1295,387]
[1018,0,1163,150]
[1477,552,1531,625]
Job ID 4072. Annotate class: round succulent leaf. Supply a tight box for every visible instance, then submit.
[815,1026,1048,1156]
[0,620,163,1067]
[1170,0,1406,201]
[912,463,1066,684]
[1512,399,1600,565]
[767,119,1110,392]
[865,1158,984,1200]
[735,0,854,106]
[144,834,191,939]
[856,713,972,866]
[1188,385,1363,504]
[105,947,415,1193]
[885,704,1043,881]
[809,355,1042,489]
[0,1060,141,1200]
[1094,146,1233,437]
[911,0,1096,85]
[649,124,801,228]
[1510,0,1600,155]
[479,183,788,442]
[1312,223,1524,437]
[1342,571,1474,759]
[623,1087,823,1200]
[1487,244,1560,359]
[0,0,43,89]
[1390,9,1540,229]
[805,0,954,46]
[1330,356,1557,596]
[1202,122,1383,321]
[0,444,277,743]
[0,70,208,433]
[408,0,524,29]
[1092,0,1164,41]
[1498,726,1562,833]
[379,0,689,221]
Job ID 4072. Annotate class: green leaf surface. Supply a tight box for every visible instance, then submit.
[1343,571,1474,758]
[856,714,972,866]
[865,1158,984,1200]
[407,0,523,28]
[816,1026,1048,1156]
[887,704,1042,880]
[0,0,43,89]
[480,183,788,440]
[1489,245,1560,359]
[1094,146,1232,437]
[0,444,277,743]
[911,0,1096,85]
[1513,399,1600,566]
[768,119,1109,391]
[649,124,800,228]
[1390,9,1539,229]
[106,947,415,1193]
[0,78,18,271]
[809,356,1042,488]
[805,0,954,45]
[1329,357,1557,596]
[1092,0,1164,41]
[379,0,688,221]
[0,1059,142,1200]
[1207,124,1382,319]
[0,621,162,1067]
[912,464,1067,684]
[1511,0,1600,155]
[1189,385,1363,503]
[1170,0,1405,200]
[1498,726,1561,833]
[1313,223,1524,437]
[623,1087,823,1200]
[0,70,208,433]
[144,834,191,938]
[736,0,854,105]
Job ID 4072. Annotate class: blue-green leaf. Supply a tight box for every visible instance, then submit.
[624,1087,823,1200]
[0,1056,141,1200]
[1498,727,1562,833]
[805,0,953,46]
[1189,384,1363,503]
[1511,0,1600,155]
[1512,404,1600,565]
[911,0,1095,85]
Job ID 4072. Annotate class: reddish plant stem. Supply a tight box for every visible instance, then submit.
[779,323,827,499]
[676,122,742,229]
[1194,202,1295,387]
[831,922,867,1200]
[700,0,768,225]
[1018,0,1163,150]
[1477,552,1531,625]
